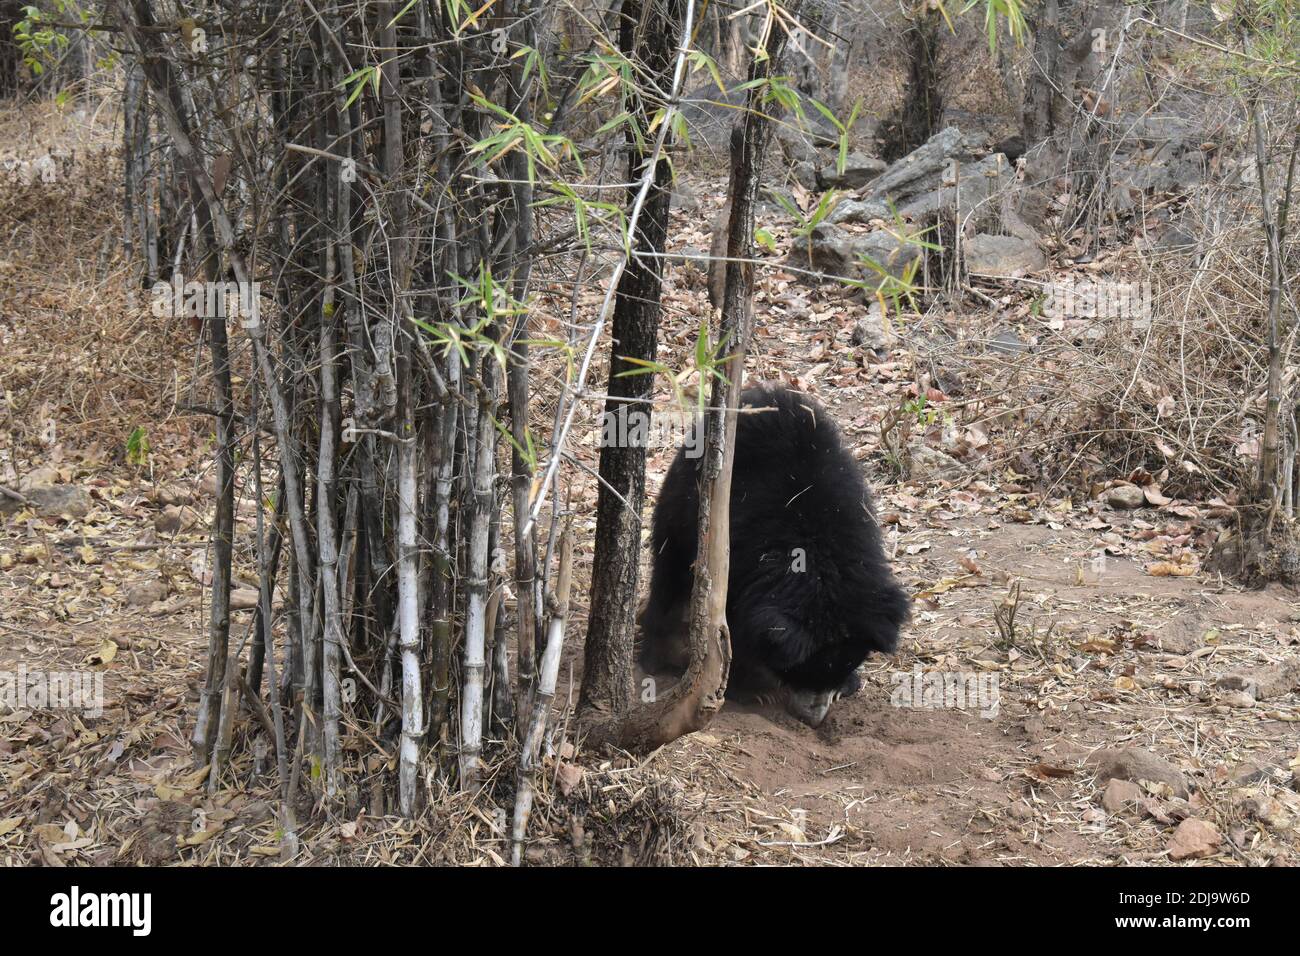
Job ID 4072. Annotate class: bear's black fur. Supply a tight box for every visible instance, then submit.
[640,384,910,725]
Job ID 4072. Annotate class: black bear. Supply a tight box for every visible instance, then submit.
[640,383,910,726]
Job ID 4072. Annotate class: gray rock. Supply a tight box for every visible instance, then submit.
[894,153,1014,222]
[850,312,899,353]
[671,181,700,213]
[1158,617,1205,654]
[773,111,839,157]
[789,160,818,191]
[1118,152,1207,195]
[964,233,1046,276]
[1092,747,1189,799]
[1104,484,1146,509]
[1216,658,1300,701]
[791,128,1025,289]
[864,127,984,204]
[1123,114,1198,151]
[827,196,890,225]
[127,581,169,607]
[792,224,921,281]
[906,443,964,482]
[827,148,1014,226]
[987,328,1032,354]
[1108,114,1209,198]
[816,152,886,190]
[774,127,819,165]
[0,484,92,519]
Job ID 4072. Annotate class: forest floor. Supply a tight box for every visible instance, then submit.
[2,100,1299,866]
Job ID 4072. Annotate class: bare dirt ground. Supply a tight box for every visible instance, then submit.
[2,101,1299,867]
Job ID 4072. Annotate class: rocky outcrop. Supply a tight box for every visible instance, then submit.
[791,224,921,280]
[828,148,1014,225]
[788,127,1033,287]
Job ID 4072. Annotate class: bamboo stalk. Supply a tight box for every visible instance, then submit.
[459,370,498,789]
[395,348,424,816]
[317,244,344,800]
[511,518,574,865]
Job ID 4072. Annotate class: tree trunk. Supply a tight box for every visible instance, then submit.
[580,0,681,722]
[585,1,800,752]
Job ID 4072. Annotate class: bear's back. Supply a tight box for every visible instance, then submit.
[729,385,875,557]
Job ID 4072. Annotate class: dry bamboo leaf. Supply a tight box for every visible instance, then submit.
[84,639,118,666]
[181,826,223,846]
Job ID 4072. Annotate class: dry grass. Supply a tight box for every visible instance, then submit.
[1,95,200,477]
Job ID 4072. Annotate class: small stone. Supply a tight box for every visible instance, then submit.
[154,505,190,534]
[963,233,1046,276]
[1167,818,1222,860]
[790,160,817,190]
[1007,801,1034,820]
[1226,762,1271,786]
[849,313,899,353]
[987,328,1031,355]
[1220,690,1256,709]
[1159,617,1204,654]
[1235,792,1289,829]
[906,443,964,482]
[1092,747,1189,798]
[791,224,921,281]
[1101,777,1142,812]
[127,581,168,606]
[1104,484,1146,509]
